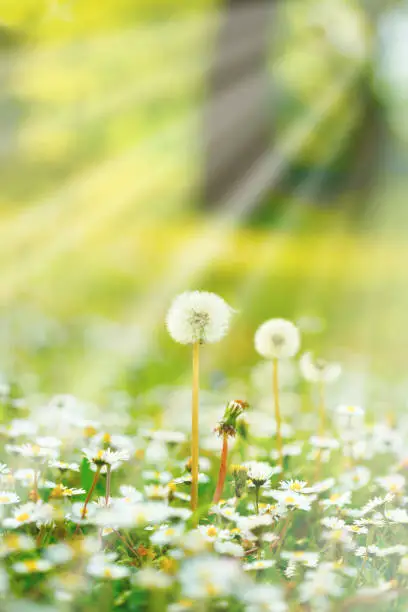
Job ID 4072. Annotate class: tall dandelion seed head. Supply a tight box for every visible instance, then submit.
[166,291,233,345]
[254,318,300,360]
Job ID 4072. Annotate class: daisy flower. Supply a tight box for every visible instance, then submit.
[279,480,309,493]
[299,564,344,603]
[48,460,80,473]
[12,559,53,574]
[214,541,244,557]
[82,447,129,472]
[0,491,19,505]
[281,550,319,568]
[150,524,184,546]
[241,584,287,612]
[376,474,405,494]
[87,553,130,580]
[179,555,243,599]
[384,508,408,523]
[321,491,351,509]
[336,405,365,418]
[268,490,312,511]
[6,443,58,460]
[245,462,273,487]
[243,559,275,571]
[0,534,36,556]
[49,484,86,499]
[133,568,173,589]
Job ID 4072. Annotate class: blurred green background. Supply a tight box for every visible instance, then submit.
[1,0,408,402]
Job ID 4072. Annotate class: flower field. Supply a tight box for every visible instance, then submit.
[1,1,408,610]
[0,292,407,612]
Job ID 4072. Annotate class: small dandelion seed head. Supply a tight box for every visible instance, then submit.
[254,319,300,360]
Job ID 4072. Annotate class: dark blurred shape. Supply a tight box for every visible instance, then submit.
[0,26,23,161]
[202,0,273,209]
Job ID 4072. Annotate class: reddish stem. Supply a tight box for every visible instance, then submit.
[213,434,229,504]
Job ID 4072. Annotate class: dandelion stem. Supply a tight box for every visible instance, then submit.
[81,465,101,519]
[36,525,45,548]
[213,433,229,504]
[31,469,40,502]
[274,513,292,555]
[273,358,283,469]
[105,466,111,505]
[191,342,200,513]
[318,381,326,436]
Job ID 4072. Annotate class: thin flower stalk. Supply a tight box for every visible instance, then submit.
[318,381,326,437]
[212,400,248,504]
[81,465,102,519]
[191,342,200,512]
[213,434,228,505]
[273,358,283,468]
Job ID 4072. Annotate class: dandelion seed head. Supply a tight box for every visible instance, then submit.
[166,291,233,345]
[254,319,300,360]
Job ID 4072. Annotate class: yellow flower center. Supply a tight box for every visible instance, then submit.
[205,583,219,597]
[0,495,11,503]
[103,568,112,578]
[207,527,218,537]
[24,560,39,572]
[285,496,295,504]
[291,483,302,491]
[164,528,175,536]
[330,494,340,502]
[51,485,64,498]
[135,512,146,524]
[84,426,97,438]
[16,513,30,522]
[102,433,111,444]
[5,535,19,549]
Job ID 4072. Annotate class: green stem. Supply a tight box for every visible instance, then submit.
[105,466,111,505]
[255,485,260,514]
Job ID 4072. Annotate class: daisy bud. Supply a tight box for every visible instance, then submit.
[215,400,249,437]
[166,291,233,345]
[254,318,300,360]
[231,465,248,498]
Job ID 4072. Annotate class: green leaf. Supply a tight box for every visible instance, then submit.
[80,457,94,493]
